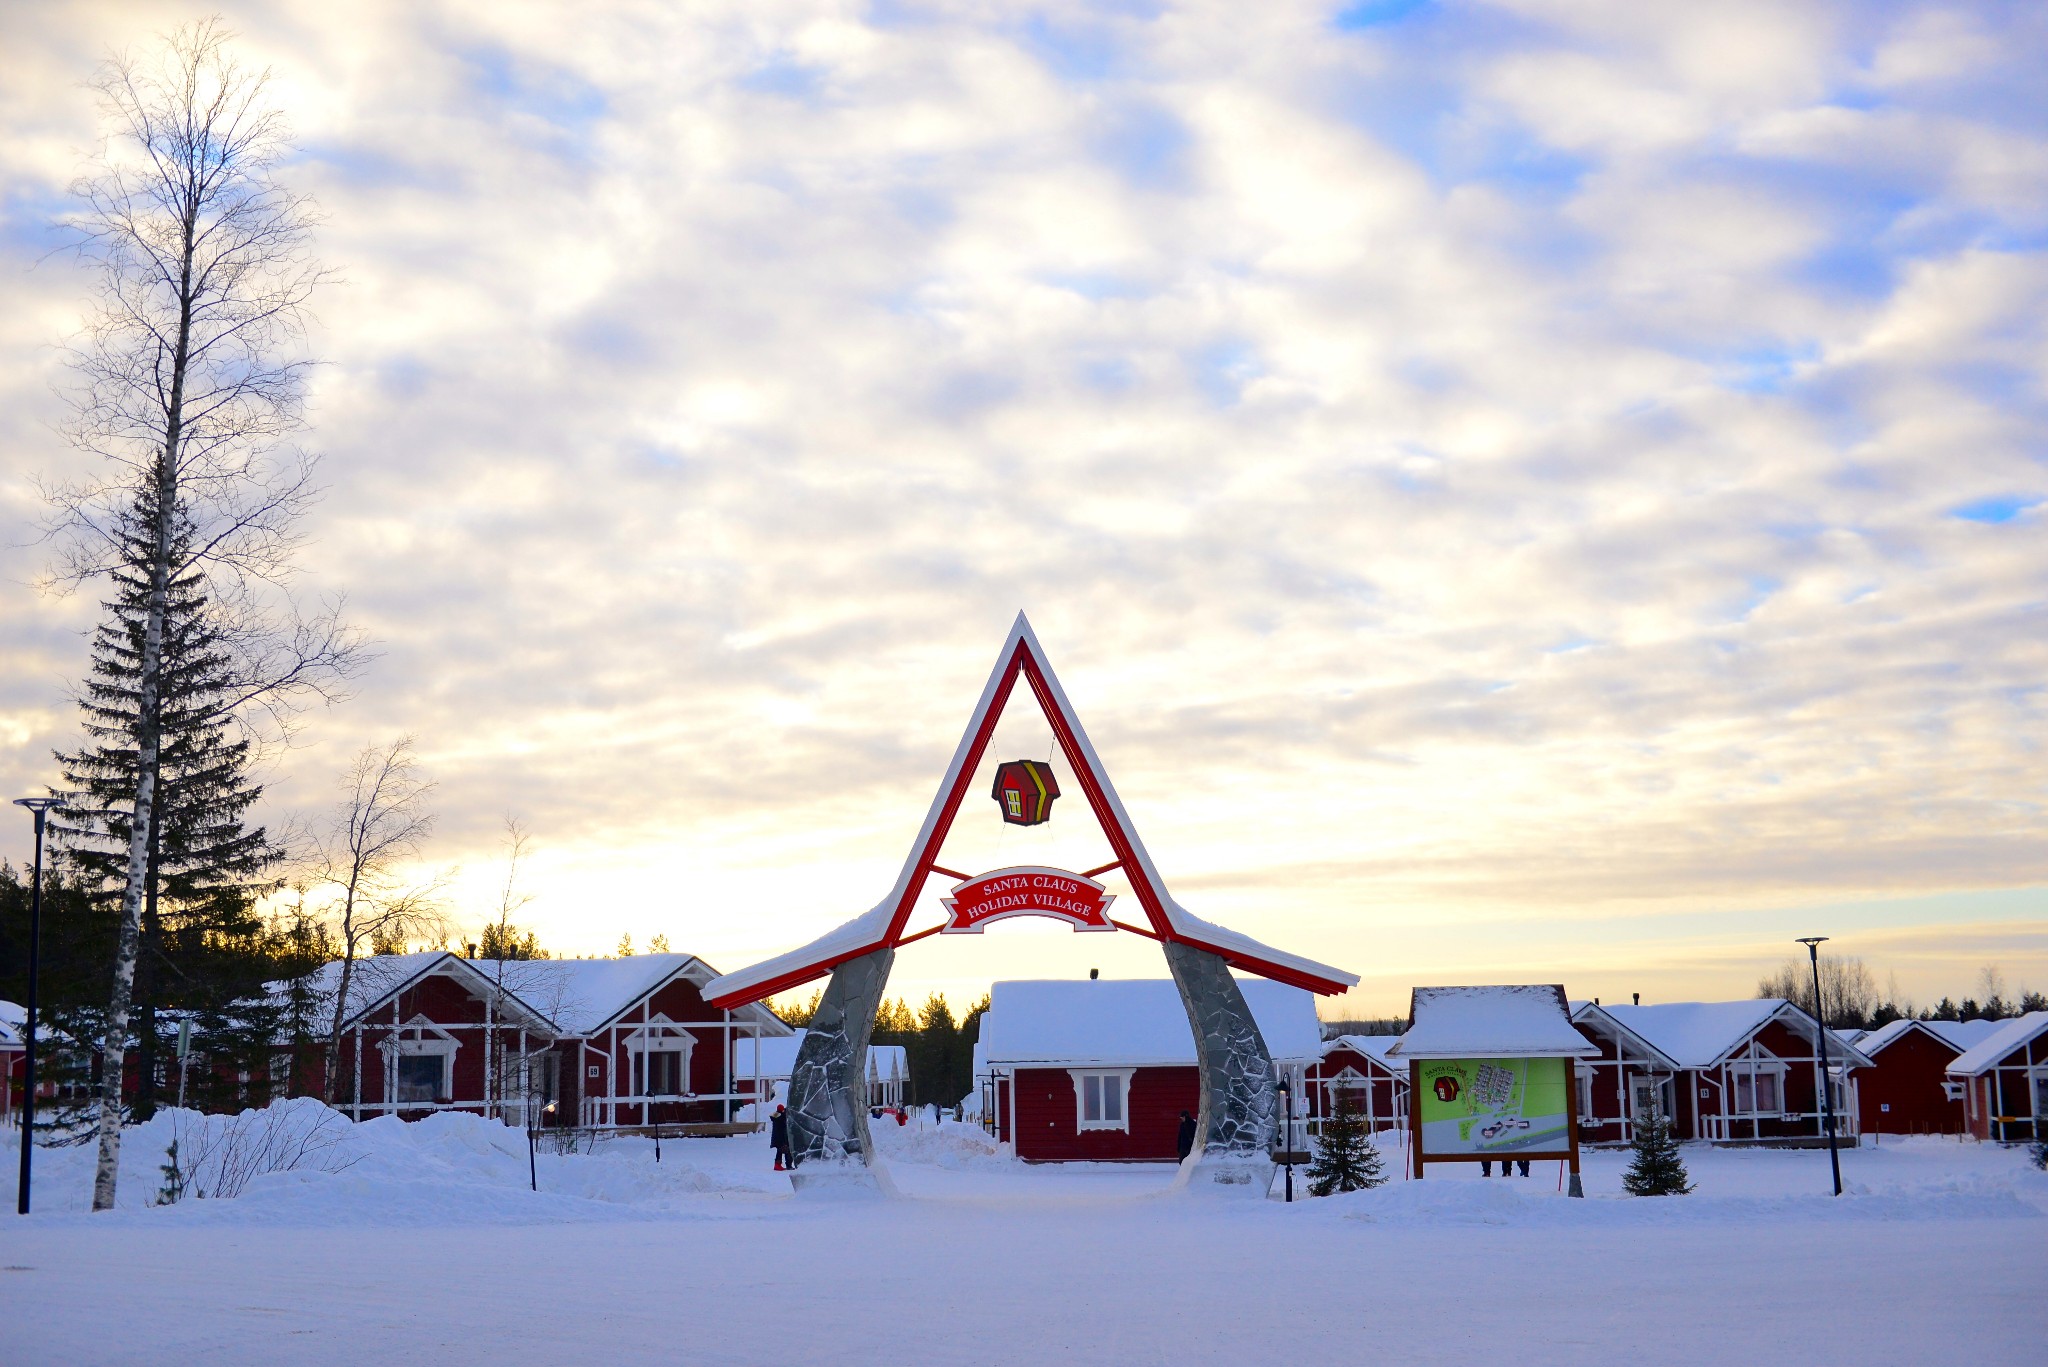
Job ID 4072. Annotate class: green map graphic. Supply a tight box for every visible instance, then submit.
[1417,1058,1570,1155]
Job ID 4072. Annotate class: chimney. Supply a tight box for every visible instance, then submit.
[1593,997,1600,1006]
[1089,968,1099,980]
[1632,992,1640,1006]
[465,942,476,959]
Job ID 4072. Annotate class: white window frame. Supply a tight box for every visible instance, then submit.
[381,1016,460,1106]
[1067,1069,1134,1133]
[1326,1067,1369,1119]
[624,1016,695,1099]
[1729,1061,1788,1117]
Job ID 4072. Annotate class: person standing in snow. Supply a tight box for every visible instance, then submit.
[1176,1110,1197,1163]
[770,1104,790,1171]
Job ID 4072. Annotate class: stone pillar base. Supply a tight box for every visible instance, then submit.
[789,1160,898,1197]
[1176,1153,1276,1196]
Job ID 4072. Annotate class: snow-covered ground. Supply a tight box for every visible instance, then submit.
[3,1106,2042,1365]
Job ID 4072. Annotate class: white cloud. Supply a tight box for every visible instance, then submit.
[0,1,2042,1014]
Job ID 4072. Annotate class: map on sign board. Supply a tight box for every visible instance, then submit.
[1416,1058,1570,1156]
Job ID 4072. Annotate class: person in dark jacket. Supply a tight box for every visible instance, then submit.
[1176,1110,1197,1162]
[770,1104,790,1171]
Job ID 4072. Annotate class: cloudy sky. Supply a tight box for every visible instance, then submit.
[2,0,2044,1018]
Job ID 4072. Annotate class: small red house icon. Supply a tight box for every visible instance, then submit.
[991,760,1060,826]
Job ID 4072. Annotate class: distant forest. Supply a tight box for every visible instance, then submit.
[774,989,991,1110]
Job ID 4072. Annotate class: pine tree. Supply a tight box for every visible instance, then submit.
[157,1138,188,1205]
[54,541,282,1120]
[1622,1106,1693,1196]
[266,896,335,1099]
[1307,1096,1386,1196]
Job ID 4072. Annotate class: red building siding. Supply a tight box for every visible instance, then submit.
[1305,1046,1405,1132]
[582,975,739,1127]
[333,970,545,1120]
[1960,1031,2048,1142]
[1857,1029,1966,1135]
[1010,1065,1198,1162]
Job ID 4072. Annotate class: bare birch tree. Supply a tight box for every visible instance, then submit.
[42,20,357,1210]
[313,738,443,1105]
[477,817,543,1120]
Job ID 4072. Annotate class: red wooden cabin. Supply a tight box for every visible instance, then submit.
[1947,1011,2048,1143]
[974,978,1320,1162]
[1571,998,1872,1144]
[1305,1035,1408,1136]
[281,951,791,1128]
[1853,1018,2004,1135]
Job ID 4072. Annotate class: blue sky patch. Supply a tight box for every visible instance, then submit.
[741,56,827,102]
[462,45,608,149]
[1192,339,1263,407]
[1092,102,1191,190]
[1951,494,2040,524]
[1333,0,1434,31]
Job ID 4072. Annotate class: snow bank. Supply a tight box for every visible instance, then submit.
[2,1101,773,1226]
[869,1117,1010,1171]
[1318,1175,2041,1228]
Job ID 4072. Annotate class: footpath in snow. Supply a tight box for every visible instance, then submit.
[2,1103,2044,1365]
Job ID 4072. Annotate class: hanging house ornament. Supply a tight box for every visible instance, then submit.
[991,759,1060,826]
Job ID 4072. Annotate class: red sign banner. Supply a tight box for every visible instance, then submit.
[940,867,1116,934]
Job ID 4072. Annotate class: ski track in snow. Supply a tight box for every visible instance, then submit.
[2,1109,2043,1365]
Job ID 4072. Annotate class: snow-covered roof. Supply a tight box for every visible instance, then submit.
[978,978,1322,1068]
[278,952,790,1039]
[1323,1034,1405,1073]
[1390,986,1597,1059]
[728,1031,907,1083]
[1583,999,1871,1070]
[492,955,782,1036]
[282,952,545,1031]
[0,999,23,1048]
[1923,1018,2010,1052]
[1946,1011,2048,1077]
[1859,1017,2007,1058]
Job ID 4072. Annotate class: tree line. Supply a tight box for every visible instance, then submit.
[775,989,991,1111]
[1755,955,2045,1029]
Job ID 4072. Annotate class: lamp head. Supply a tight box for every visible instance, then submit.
[12,796,62,814]
[1795,936,1828,950]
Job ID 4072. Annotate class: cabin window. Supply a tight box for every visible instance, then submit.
[1730,1064,1785,1115]
[635,1049,686,1097]
[397,1053,447,1103]
[1068,1070,1133,1132]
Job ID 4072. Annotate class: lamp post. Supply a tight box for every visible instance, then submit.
[1277,1076,1294,1203]
[1796,936,1843,1197]
[12,796,61,1216]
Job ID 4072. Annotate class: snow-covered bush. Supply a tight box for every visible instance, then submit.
[162,1098,358,1202]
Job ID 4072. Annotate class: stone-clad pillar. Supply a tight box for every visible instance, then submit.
[1164,939,1278,1191]
[785,947,894,1192]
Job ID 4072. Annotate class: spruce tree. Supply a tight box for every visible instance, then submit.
[54,540,282,1119]
[1622,1105,1693,1196]
[1307,1096,1386,1196]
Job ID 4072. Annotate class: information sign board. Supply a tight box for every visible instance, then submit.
[1415,1057,1573,1158]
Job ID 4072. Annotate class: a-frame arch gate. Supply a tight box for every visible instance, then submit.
[704,614,1357,1192]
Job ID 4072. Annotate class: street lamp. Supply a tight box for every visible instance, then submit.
[12,796,61,1216]
[1796,936,1843,1197]
[1276,1076,1295,1203]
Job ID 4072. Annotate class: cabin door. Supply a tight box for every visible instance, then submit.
[1630,1076,1674,1125]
